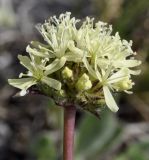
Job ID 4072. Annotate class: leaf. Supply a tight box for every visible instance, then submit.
[30,133,57,160]
[75,110,122,160]
[115,141,149,160]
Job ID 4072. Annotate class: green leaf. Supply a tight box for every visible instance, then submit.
[30,133,57,160]
[115,141,149,160]
[75,110,122,160]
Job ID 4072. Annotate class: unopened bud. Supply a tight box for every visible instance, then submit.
[76,73,92,91]
[58,89,66,97]
[116,78,133,91]
[62,67,73,79]
[96,99,106,106]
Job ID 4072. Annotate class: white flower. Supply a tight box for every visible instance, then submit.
[8,12,141,113]
[8,54,65,93]
[66,16,141,112]
[83,55,140,112]
[34,12,83,63]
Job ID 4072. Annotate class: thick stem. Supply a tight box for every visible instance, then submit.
[63,105,76,160]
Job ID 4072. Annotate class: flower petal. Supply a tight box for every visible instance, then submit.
[68,41,84,56]
[36,24,53,47]
[26,45,54,58]
[83,57,97,79]
[129,69,141,75]
[44,57,66,75]
[18,55,33,72]
[31,41,55,57]
[94,55,102,81]
[103,86,119,112]
[20,89,29,96]
[65,54,82,62]
[8,78,36,90]
[115,60,141,68]
[42,76,61,90]
[108,68,129,83]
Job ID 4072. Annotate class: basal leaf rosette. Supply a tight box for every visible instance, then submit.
[8,12,141,116]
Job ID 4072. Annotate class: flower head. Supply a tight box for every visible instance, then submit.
[8,12,141,115]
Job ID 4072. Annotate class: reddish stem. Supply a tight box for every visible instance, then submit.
[63,105,76,160]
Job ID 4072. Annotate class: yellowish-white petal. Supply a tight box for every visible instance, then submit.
[65,51,83,62]
[94,55,102,81]
[42,76,61,90]
[45,57,66,75]
[115,60,141,68]
[26,45,53,58]
[68,41,84,56]
[8,78,36,90]
[129,69,141,75]
[108,68,130,84]
[18,55,33,72]
[83,57,97,79]
[103,86,119,112]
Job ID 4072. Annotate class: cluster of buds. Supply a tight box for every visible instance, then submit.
[8,12,141,115]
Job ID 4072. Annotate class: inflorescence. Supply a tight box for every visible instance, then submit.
[8,12,141,115]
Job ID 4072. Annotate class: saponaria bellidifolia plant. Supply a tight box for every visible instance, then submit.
[8,12,141,116]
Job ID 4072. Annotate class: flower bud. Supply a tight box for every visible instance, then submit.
[96,99,106,106]
[76,73,92,91]
[58,89,66,97]
[62,67,73,79]
[115,78,133,91]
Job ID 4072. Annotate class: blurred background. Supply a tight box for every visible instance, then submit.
[0,0,149,159]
